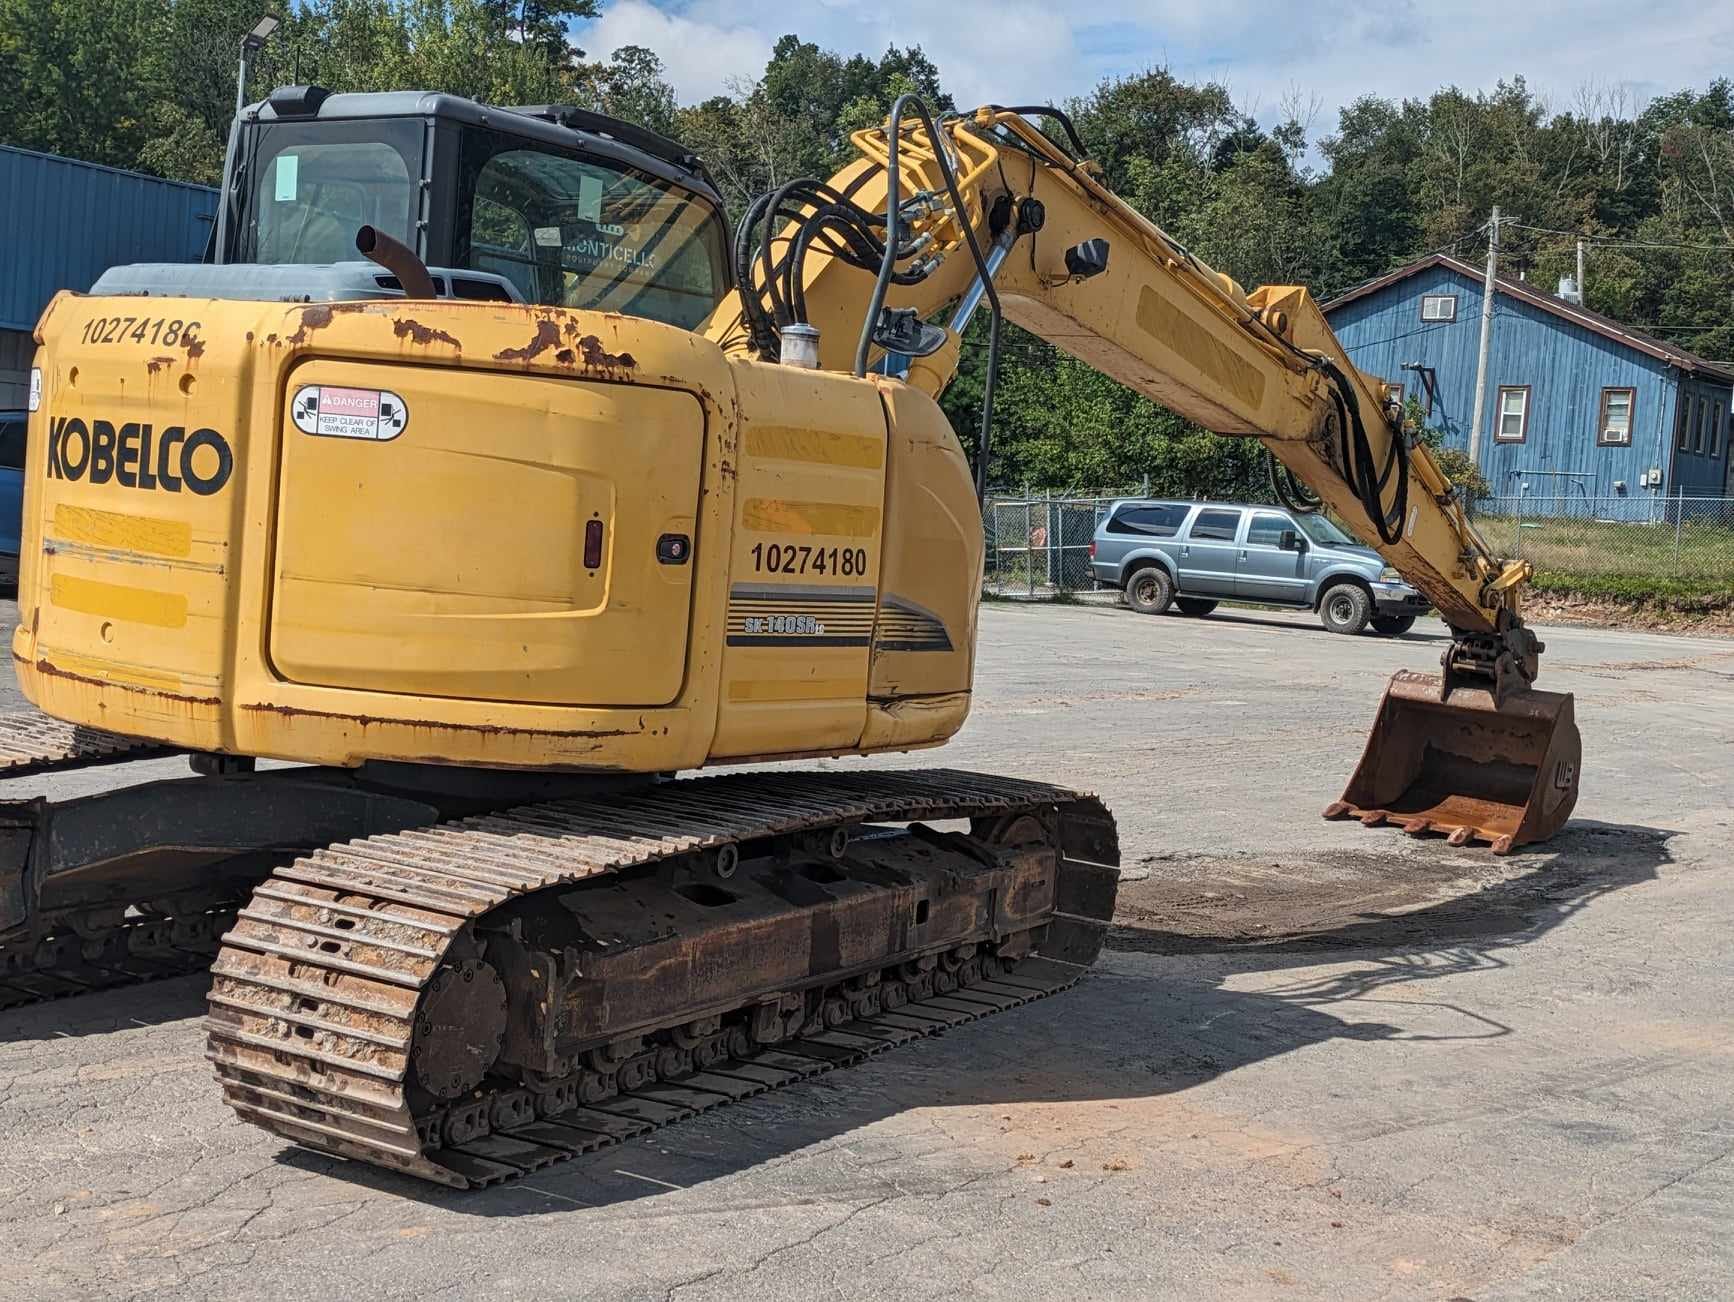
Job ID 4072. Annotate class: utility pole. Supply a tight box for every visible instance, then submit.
[1576,239,1586,305]
[1468,206,1501,466]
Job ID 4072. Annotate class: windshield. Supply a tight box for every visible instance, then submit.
[457,134,727,330]
[1295,513,1357,547]
[243,121,422,264]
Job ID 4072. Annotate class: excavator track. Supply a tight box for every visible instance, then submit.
[0,706,203,1008]
[0,707,175,778]
[206,768,1119,1188]
[0,892,243,1011]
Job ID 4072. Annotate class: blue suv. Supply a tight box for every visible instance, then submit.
[1089,499,1431,635]
[0,411,23,588]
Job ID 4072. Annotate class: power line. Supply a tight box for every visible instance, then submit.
[1502,221,1734,254]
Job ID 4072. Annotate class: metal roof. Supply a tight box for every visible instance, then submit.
[1323,253,1734,386]
[0,147,217,333]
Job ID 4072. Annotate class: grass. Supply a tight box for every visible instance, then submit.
[1475,509,1734,605]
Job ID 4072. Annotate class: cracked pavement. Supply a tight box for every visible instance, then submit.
[2,601,1732,1300]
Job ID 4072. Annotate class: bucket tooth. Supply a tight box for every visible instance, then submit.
[1329,669,1581,853]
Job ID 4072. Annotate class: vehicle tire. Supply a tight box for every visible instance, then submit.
[1369,614,1417,637]
[1318,582,1372,635]
[1125,566,1174,615]
[1175,598,1218,617]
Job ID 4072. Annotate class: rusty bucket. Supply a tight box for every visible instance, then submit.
[1324,669,1580,854]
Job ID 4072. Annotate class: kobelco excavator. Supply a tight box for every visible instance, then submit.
[3,86,1579,1186]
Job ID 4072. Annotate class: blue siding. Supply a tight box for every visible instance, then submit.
[1326,264,1733,503]
[0,147,217,332]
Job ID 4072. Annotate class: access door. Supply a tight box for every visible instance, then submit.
[1234,511,1310,603]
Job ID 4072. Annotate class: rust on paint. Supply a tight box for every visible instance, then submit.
[575,334,637,375]
[145,356,177,375]
[393,318,462,349]
[237,698,640,743]
[26,653,222,708]
[286,305,335,347]
[555,348,575,365]
[495,319,562,363]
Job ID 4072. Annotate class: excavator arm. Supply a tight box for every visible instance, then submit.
[709,101,1580,850]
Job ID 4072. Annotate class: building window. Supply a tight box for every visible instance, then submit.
[1597,388,1635,446]
[1420,294,1457,322]
[1495,386,1530,442]
[1715,402,1726,458]
[1679,394,1693,451]
[1696,395,1707,454]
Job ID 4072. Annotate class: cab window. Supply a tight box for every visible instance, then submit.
[458,139,728,330]
[1106,504,1187,537]
[1188,509,1241,541]
[1245,513,1292,546]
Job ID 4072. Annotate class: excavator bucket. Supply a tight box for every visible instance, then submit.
[1325,670,1580,854]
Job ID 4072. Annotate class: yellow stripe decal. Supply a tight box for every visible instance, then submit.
[38,648,186,692]
[727,677,861,702]
[744,426,885,469]
[51,504,193,559]
[50,574,189,629]
[742,499,881,538]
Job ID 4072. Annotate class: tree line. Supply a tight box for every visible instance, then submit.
[2,0,1731,493]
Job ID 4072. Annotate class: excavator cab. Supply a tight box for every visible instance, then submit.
[212,84,731,327]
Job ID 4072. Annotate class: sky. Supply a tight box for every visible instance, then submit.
[577,0,1734,147]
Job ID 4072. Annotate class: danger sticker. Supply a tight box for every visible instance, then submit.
[291,385,408,441]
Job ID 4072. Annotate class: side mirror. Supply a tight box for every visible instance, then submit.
[1279,529,1303,551]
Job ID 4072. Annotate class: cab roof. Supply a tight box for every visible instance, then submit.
[246,86,720,208]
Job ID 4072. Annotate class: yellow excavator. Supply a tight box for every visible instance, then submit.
[3,87,1579,1186]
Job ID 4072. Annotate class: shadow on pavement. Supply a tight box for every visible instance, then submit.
[270,818,1671,1215]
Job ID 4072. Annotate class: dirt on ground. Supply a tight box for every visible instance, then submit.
[1107,824,1660,957]
[1525,591,1734,636]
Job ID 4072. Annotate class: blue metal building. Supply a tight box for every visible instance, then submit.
[0,146,217,409]
[1324,254,1734,504]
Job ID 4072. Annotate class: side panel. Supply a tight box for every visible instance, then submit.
[864,382,979,715]
[269,361,702,706]
[17,297,244,739]
[708,362,888,759]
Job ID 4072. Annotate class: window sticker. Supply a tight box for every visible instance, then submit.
[274,153,299,202]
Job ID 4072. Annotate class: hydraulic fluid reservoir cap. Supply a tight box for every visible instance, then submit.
[780,323,821,369]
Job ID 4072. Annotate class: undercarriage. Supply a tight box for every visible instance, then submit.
[0,710,1119,1187]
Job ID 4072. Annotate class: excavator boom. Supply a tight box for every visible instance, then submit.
[709,102,1580,850]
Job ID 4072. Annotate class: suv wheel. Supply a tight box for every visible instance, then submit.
[1175,598,1218,617]
[1369,614,1416,637]
[1125,566,1174,615]
[1318,582,1372,635]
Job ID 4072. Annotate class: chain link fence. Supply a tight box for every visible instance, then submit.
[984,489,1734,599]
[1472,494,1734,588]
[983,489,1144,597]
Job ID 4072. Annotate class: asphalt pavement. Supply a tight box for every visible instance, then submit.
[2,599,1731,1300]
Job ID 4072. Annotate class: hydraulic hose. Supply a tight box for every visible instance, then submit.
[1320,356,1409,547]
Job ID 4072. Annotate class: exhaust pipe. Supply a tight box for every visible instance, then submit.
[355,225,437,300]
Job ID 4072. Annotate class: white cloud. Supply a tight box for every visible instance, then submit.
[580,0,1734,148]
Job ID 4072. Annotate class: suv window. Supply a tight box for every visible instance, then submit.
[0,418,25,471]
[1245,513,1292,546]
[1105,504,1188,537]
[1188,508,1241,542]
